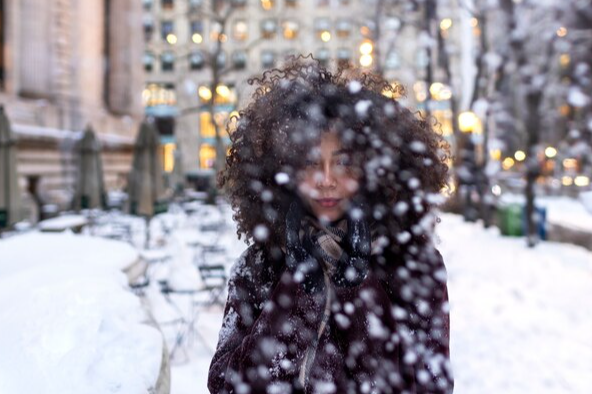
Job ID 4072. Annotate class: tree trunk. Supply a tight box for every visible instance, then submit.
[525,91,543,247]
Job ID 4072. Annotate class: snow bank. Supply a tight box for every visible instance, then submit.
[0,232,162,394]
[0,264,163,394]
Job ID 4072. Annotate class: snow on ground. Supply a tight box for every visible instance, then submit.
[146,202,247,394]
[172,211,592,394]
[3,201,589,393]
[437,214,592,394]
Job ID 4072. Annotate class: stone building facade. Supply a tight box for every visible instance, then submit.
[1,0,144,210]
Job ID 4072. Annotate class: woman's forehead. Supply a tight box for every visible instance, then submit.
[306,133,352,157]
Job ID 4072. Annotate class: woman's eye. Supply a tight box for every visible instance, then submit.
[305,160,319,167]
[336,158,351,167]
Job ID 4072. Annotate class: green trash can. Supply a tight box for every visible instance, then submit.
[498,203,523,236]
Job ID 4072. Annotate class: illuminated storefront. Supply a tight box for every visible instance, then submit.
[197,84,236,169]
[143,83,179,173]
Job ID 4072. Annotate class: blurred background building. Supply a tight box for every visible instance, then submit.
[1,0,144,210]
[141,0,473,175]
[1,0,589,217]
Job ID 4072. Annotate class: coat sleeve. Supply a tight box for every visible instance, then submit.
[330,247,453,394]
[208,246,326,394]
[383,247,453,393]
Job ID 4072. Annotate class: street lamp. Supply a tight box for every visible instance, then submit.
[359,55,373,67]
[458,111,479,133]
[556,26,567,37]
[192,33,203,44]
[545,146,557,158]
[166,33,177,45]
[574,176,590,187]
[198,86,212,102]
[359,40,374,68]
[440,18,453,31]
[216,85,230,98]
[359,41,373,55]
[514,150,526,162]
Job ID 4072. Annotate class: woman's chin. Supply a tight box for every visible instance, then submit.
[315,209,345,223]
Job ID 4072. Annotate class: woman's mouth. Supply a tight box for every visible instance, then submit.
[315,198,341,208]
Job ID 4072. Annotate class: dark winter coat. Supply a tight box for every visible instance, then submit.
[208,244,453,394]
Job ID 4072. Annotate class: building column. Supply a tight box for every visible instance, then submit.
[18,0,52,98]
[105,0,143,117]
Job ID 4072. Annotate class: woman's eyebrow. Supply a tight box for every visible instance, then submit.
[332,149,351,156]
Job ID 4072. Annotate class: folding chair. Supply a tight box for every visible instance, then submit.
[158,280,213,362]
[196,264,227,307]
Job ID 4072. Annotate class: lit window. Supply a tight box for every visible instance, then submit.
[199,87,235,104]
[282,20,299,40]
[385,51,400,70]
[161,20,174,41]
[190,51,205,70]
[232,50,247,69]
[161,0,174,11]
[416,49,429,68]
[261,0,274,10]
[161,51,175,71]
[337,48,351,67]
[190,21,203,43]
[282,48,298,62]
[143,83,176,107]
[199,143,216,169]
[385,17,401,31]
[260,19,277,39]
[336,19,352,38]
[143,16,154,41]
[234,20,248,41]
[261,50,276,69]
[360,20,376,37]
[189,0,202,9]
[316,48,330,67]
[144,51,155,72]
[190,20,203,35]
[217,51,227,68]
[163,143,175,173]
[314,18,331,40]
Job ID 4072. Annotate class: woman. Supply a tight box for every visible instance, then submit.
[209,58,454,394]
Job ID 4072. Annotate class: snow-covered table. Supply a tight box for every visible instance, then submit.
[38,214,89,233]
[0,232,144,283]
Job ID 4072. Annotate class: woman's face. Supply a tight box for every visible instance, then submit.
[297,132,360,222]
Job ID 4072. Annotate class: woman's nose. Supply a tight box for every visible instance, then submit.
[316,163,336,188]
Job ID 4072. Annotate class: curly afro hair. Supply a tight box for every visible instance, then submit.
[219,56,449,254]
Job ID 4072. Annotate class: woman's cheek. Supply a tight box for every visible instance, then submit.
[297,182,319,199]
[345,179,360,194]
